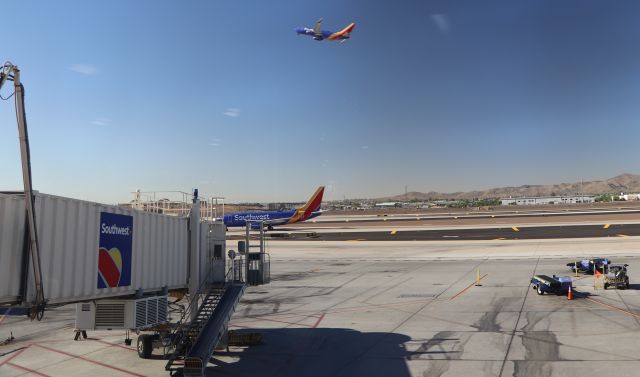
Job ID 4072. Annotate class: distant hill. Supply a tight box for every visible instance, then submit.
[380,174,640,201]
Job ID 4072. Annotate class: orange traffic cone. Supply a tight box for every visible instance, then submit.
[567,285,573,300]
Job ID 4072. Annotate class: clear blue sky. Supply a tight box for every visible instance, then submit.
[1,1,640,203]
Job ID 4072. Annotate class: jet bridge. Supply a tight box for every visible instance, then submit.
[0,63,226,315]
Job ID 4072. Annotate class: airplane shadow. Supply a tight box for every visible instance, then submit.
[204,328,420,377]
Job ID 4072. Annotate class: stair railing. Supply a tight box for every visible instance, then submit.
[166,267,218,363]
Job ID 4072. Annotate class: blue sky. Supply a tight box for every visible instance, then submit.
[1,1,640,203]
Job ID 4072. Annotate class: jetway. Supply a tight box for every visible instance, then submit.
[0,191,226,313]
[0,62,229,317]
[0,190,272,377]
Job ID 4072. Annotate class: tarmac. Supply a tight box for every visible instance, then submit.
[3,235,640,376]
[220,239,640,377]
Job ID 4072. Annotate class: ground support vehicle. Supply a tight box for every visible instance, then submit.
[136,323,178,359]
[531,275,573,295]
[603,264,630,290]
[567,258,610,274]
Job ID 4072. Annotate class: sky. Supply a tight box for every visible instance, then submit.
[1,0,640,203]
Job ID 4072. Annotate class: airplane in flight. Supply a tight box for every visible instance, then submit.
[223,186,325,230]
[295,18,355,43]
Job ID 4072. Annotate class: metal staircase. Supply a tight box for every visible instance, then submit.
[165,222,269,376]
[166,280,246,376]
[168,285,225,363]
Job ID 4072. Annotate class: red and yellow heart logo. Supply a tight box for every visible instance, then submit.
[98,247,123,288]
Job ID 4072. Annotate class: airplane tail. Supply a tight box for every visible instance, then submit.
[328,23,355,40]
[288,186,325,223]
[342,22,356,34]
[301,186,324,213]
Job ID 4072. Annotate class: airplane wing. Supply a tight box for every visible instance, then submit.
[313,18,323,35]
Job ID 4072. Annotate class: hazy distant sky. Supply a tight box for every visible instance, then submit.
[1,1,640,203]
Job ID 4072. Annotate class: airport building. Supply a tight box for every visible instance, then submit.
[619,193,640,201]
[500,195,595,205]
[267,202,301,211]
[375,202,402,208]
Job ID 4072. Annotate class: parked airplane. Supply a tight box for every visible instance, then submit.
[295,18,355,43]
[223,186,324,229]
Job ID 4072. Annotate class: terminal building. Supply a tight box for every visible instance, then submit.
[267,202,301,211]
[619,193,640,201]
[375,202,402,208]
[500,195,596,206]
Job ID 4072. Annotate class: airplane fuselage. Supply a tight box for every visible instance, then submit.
[296,27,348,41]
[223,210,322,228]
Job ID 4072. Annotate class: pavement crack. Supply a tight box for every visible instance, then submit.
[498,252,541,377]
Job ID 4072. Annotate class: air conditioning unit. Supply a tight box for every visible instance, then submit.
[75,295,167,330]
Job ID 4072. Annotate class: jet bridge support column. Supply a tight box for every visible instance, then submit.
[245,224,250,281]
[1,63,45,317]
[189,190,201,322]
[243,221,270,285]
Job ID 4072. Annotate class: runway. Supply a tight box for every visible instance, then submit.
[268,223,640,241]
[301,211,640,229]
[311,207,640,224]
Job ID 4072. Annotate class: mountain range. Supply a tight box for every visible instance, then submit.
[380,174,640,201]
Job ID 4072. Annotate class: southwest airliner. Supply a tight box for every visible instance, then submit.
[223,186,324,229]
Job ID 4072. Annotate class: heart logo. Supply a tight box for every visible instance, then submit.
[98,247,123,288]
